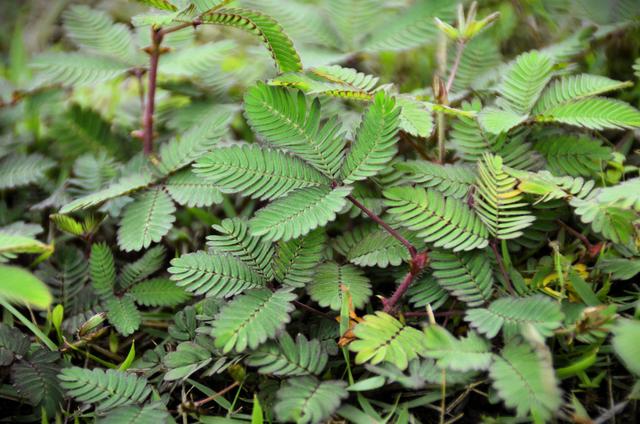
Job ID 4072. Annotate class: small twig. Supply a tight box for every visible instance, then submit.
[556,219,601,257]
[346,194,417,258]
[382,251,429,313]
[194,381,240,408]
[293,300,334,321]
[490,240,515,295]
[403,310,464,318]
[446,41,466,94]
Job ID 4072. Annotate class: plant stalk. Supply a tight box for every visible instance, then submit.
[382,250,429,313]
[346,194,417,258]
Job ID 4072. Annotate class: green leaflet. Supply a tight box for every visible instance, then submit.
[0,153,55,190]
[201,8,302,73]
[129,278,190,307]
[106,295,142,336]
[307,261,372,311]
[341,92,401,184]
[423,325,493,372]
[89,243,116,302]
[430,249,494,307]
[243,82,345,178]
[394,161,475,199]
[274,376,348,424]
[490,341,561,421]
[465,295,564,339]
[250,186,352,242]
[499,50,554,115]
[273,229,326,287]
[350,312,425,370]
[165,169,223,207]
[117,189,176,252]
[612,319,640,376]
[194,145,330,200]
[536,97,640,130]
[168,251,265,298]
[58,367,151,411]
[207,218,274,280]
[0,265,52,310]
[211,288,296,353]
[246,332,328,376]
[383,186,489,251]
[60,174,154,214]
[474,153,535,240]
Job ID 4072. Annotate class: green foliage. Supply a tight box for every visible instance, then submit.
[307,261,371,310]
[384,186,489,251]
[4,1,640,422]
[474,153,535,239]
[243,82,344,178]
[250,186,351,242]
[274,376,348,424]
[58,367,151,411]
[423,325,492,372]
[201,9,302,73]
[210,288,296,353]
[168,251,265,297]
[194,145,330,200]
[340,92,400,184]
[466,295,564,339]
[350,312,425,370]
[430,249,494,307]
[246,332,328,376]
[490,341,561,421]
[117,189,176,252]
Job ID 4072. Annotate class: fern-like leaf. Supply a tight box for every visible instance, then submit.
[210,288,296,353]
[474,153,535,239]
[0,153,55,190]
[273,229,326,287]
[533,74,633,113]
[58,367,151,411]
[90,243,116,302]
[60,174,154,214]
[168,251,265,297]
[430,249,494,307]
[274,376,348,424]
[536,97,640,130]
[341,92,401,184]
[423,325,492,372]
[201,8,302,73]
[31,53,130,87]
[106,295,142,336]
[207,218,274,280]
[307,261,371,311]
[490,341,561,421]
[394,161,475,199]
[350,312,425,370]
[243,83,344,178]
[465,295,564,339]
[383,186,489,251]
[407,274,450,310]
[332,224,412,268]
[62,5,138,64]
[129,278,190,307]
[250,186,351,242]
[117,189,176,252]
[194,145,330,200]
[165,169,223,207]
[119,245,166,289]
[11,350,63,416]
[534,135,611,177]
[97,403,170,424]
[499,51,554,115]
[246,332,328,376]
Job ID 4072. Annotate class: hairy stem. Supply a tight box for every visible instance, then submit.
[141,20,201,155]
[194,381,240,408]
[446,41,466,94]
[142,28,162,155]
[346,194,417,258]
[382,250,429,313]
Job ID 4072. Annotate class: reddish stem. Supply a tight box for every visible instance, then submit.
[346,194,417,258]
[490,240,515,295]
[446,41,466,94]
[556,219,601,257]
[383,251,429,313]
[142,28,162,155]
